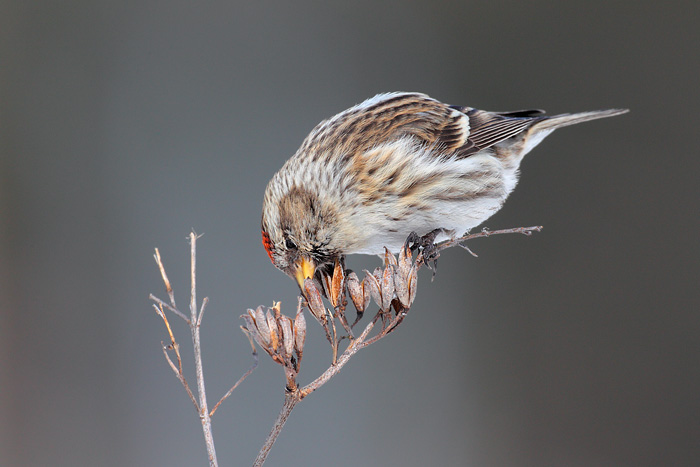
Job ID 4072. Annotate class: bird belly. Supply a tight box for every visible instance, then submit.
[348,194,508,255]
[346,154,516,255]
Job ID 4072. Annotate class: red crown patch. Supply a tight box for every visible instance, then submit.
[261,230,274,263]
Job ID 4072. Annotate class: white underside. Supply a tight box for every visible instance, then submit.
[344,129,554,256]
[350,193,508,255]
[349,158,520,255]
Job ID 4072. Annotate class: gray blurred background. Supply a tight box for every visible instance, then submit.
[2,1,698,466]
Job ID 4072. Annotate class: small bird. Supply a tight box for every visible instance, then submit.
[261,92,627,288]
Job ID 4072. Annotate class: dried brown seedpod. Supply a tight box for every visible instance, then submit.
[294,308,306,357]
[380,262,395,310]
[346,271,364,313]
[266,309,279,354]
[363,270,382,310]
[304,278,327,324]
[330,259,345,308]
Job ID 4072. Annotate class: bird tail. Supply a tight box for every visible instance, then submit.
[508,108,628,159]
[533,108,629,132]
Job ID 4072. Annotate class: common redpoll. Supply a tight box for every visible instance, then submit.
[261,92,627,287]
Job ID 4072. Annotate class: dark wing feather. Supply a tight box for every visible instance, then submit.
[299,93,546,161]
[299,93,472,159]
[493,109,546,118]
[450,108,546,156]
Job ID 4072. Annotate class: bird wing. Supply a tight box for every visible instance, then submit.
[451,106,546,156]
[298,93,546,160]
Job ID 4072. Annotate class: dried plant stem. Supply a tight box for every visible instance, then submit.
[187,233,218,466]
[300,314,378,397]
[155,303,198,407]
[328,309,339,364]
[437,225,543,255]
[254,310,383,466]
[151,232,257,467]
[253,392,300,467]
[210,331,258,417]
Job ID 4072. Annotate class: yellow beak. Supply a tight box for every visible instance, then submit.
[294,257,316,290]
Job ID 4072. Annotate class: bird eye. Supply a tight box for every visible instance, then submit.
[285,238,297,250]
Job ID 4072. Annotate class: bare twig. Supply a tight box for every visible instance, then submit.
[154,248,176,307]
[153,303,198,409]
[328,308,338,365]
[197,297,209,328]
[210,328,258,417]
[300,313,379,398]
[149,293,189,323]
[437,225,543,254]
[150,232,257,467]
[186,232,218,467]
[253,392,300,467]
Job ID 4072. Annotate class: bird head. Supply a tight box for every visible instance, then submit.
[261,182,343,289]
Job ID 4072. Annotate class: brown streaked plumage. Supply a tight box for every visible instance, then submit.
[261,92,628,287]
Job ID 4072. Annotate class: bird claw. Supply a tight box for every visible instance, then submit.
[405,230,441,274]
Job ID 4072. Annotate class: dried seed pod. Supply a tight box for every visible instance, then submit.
[241,312,265,349]
[241,310,255,328]
[266,309,279,353]
[253,306,271,346]
[330,259,345,308]
[394,268,409,307]
[346,271,365,313]
[304,278,327,324]
[384,247,398,268]
[360,277,372,311]
[294,309,306,355]
[407,264,418,306]
[363,270,382,310]
[398,243,412,280]
[381,264,394,310]
[272,301,282,318]
[280,316,294,357]
[319,272,333,300]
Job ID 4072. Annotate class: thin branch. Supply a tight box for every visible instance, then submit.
[153,303,199,409]
[328,308,338,365]
[187,232,218,467]
[360,311,407,348]
[150,293,190,322]
[154,247,177,309]
[336,307,353,338]
[152,234,262,466]
[210,328,259,417]
[437,225,543,254]
[300,316,378,398]
[161,341,199,409]
[253,392,300,467]
[154,304,185,374]
[197,297,209,328]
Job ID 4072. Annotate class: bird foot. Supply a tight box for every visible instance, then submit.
[404,229,441,275]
